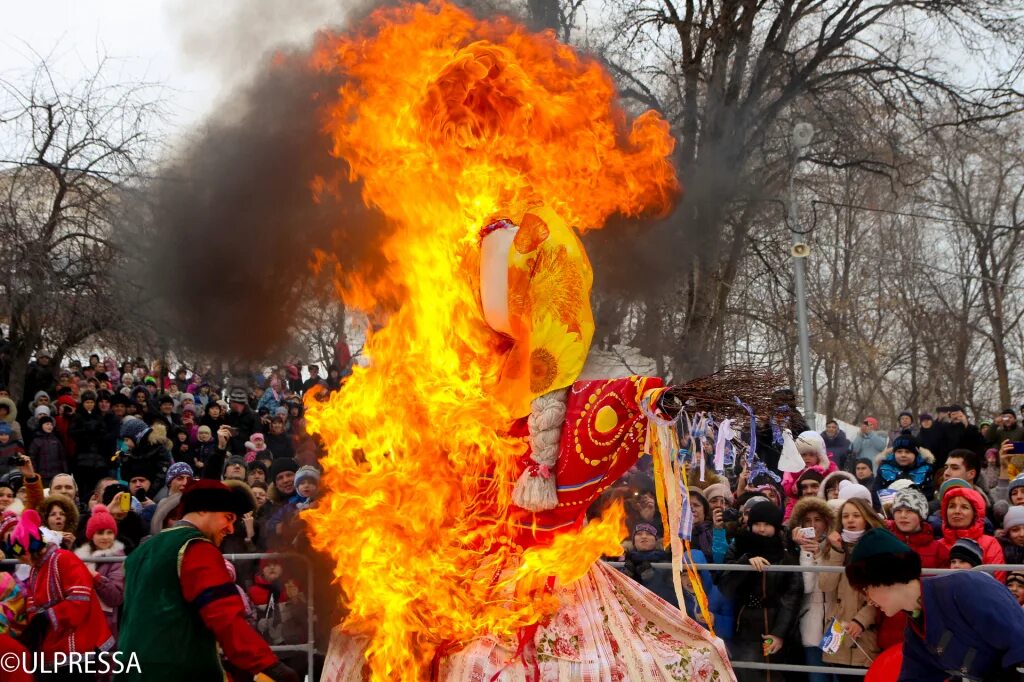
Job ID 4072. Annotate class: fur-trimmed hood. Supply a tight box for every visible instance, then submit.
[0,396,16,424]
[74,540,125,561]
[875,447,935,468]
[818,470,855,499]
[795,430,830,469]
[687,472,729,492]
[40,494,80,534]
[787,495,835,531]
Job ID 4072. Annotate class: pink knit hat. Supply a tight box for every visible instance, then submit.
[86,504,117,540]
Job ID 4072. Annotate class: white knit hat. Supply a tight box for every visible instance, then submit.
[1005,505,1024,531]
[837,479,872,504]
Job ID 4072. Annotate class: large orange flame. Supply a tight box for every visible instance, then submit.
[302,2,677,679]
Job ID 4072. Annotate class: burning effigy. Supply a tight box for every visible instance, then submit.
[301,2,745,680]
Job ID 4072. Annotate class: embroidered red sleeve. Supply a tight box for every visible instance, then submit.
[44,552,95,633]
[180,540,278,674]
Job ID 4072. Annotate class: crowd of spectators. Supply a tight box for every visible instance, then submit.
[609,395,1024,680]
[3,348,1023,680]
[0,352,347,680]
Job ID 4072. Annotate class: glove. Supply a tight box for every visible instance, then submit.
[261,661,300,682]
[18,612,50,649]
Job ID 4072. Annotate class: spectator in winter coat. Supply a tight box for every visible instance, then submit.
[41,493,79,549]
[948,537,984,569]
[821,420,852,471]
[820,497,883,668]
[257,377,285,417]
[916,412,946,463]
[878,488,949,651]
[786,495,835,680]
[703,482,735,563]
[818,470,856,502]
[73,504,125,639]
[226,388,258,455]
[853,458,875,489]
[941,486,1005,581]
[999,505,1024,565]
[889,411,917,442]
[10,509,113,660]
[264,416,295,460]
[25,404,50,447]
[118,418,173,494]
[781,431,837,519]
[717,502,802,680]
[678,550,734,639]
[199,401,227,434]
[69,391,112,500]
[1009,473,1024,506]
[847,529,1024,681]
[687,487,714,561]
[850,417,887,472]
[873,435,935,499]
[28,416,66,485]
[0,396,22,444]
[942,405,987,458]
[987,408,1024,446]
[153,461,194,504]
[621,522,675,605]
[0,422,25,475]
[1009,572,1024,606]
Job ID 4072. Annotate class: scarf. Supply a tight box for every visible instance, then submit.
[842,528,866,544]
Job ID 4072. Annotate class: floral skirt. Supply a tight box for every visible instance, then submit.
[322,561,736,682]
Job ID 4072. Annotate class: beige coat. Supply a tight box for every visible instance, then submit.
[819,542,879,667]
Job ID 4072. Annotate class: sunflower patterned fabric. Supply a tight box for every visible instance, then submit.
[490,205,595,420]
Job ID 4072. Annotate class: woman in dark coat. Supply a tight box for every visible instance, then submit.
[717,501,803,681]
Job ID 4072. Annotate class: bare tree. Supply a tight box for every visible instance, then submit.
[929,122,1024,408]
[576,0,1024,384]
[0,58,162,401]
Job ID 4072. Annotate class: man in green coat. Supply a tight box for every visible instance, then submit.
[116,479,298,681]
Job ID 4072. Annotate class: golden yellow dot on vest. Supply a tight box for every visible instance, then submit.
[594,405,619,433]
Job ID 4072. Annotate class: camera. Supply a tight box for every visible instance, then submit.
[722,508,740,524]
[5,455,27,467]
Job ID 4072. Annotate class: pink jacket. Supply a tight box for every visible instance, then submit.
[783,436,837,520]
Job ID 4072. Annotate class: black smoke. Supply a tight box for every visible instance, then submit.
[126,51,392,359]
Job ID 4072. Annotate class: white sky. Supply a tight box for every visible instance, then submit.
[0,0,345,151]
[1,1,217,137]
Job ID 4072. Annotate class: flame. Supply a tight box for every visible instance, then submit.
[301,2,677,679]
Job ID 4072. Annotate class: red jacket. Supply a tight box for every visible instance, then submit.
[941,487,1005,582]
[27,545,113,656]
[878,520,951,649]
[53,395,78,459]
[247,573,294,608]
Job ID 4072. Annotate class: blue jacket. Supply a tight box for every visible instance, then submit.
[900,572,1024,681]
[875,451,935,499]
[684,550,735,640]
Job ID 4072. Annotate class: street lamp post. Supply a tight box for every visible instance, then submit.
[789,122,815,424]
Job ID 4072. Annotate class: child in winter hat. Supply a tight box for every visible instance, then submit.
[949,538,984,569]
[293,466,320,509]
[1008,572,1024,606]
[1000,506,1024,565]
[244,433,268,463]
[837,479,873,505]
[1009,474,1024,506]
[76,504,125,636]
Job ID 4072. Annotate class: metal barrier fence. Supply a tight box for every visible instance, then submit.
[4,549,1021,680]
[1,551,317,680]
[606,560,1024,679]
